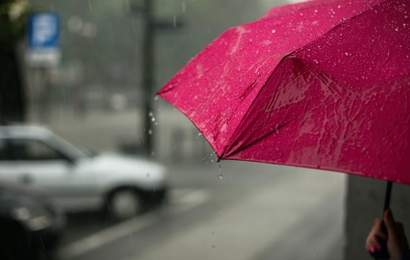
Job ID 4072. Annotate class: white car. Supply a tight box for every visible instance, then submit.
[0,126,168,220]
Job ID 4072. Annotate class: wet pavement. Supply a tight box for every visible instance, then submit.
[58,161,345,260]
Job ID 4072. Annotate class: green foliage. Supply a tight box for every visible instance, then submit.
[0,0,30,50]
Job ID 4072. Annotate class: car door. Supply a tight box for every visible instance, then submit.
[2,138,99,211]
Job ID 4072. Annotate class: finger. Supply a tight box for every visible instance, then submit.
[384,209,396,233]
[368,218,387,240]
[373,218,383,228]
[366,236,382,250]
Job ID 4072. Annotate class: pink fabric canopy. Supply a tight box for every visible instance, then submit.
[159,0,410,185]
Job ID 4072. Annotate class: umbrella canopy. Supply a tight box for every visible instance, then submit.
[158,0,410,185]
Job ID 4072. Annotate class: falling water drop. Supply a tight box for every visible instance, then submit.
[217,163,224,181]
[173,16,178,27]
[181,2,187,13]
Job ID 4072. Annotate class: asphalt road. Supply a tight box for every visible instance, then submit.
[57,160,346,260]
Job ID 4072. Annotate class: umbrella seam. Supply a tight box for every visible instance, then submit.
[220,0,388,158]
[220,53,296,158]
[223,57,342,159]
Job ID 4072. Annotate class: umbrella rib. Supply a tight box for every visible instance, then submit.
[220,54,293,158]
[221,0,388,158]
[224,119,292,159]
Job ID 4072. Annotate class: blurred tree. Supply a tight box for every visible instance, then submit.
[0,0,29,123]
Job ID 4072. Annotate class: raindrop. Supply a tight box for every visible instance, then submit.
[198,132,203,137]
[173,16,178,27]
[148,129,153,135]
[217,163,224,181]
[344,52,350,56]
[314,9,318,13]
[313,59,319,64]
[88,0,94,12]
[181,2,187,13]
[154,96,159,101]
[271,29,276,34]
[395,27,400,32]
[337,4,342,9]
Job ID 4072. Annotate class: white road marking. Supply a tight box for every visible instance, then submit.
[59,188,210,259]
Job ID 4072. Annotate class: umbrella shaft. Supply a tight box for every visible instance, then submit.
[383,181,393,212]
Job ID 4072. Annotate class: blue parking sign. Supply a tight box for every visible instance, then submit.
[28,12,59,49]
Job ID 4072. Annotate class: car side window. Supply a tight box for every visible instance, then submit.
[9,139,66,161]
[0,139,11,161]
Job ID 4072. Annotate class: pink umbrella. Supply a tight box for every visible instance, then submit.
[159,0,409,256]
[159,0,409,217]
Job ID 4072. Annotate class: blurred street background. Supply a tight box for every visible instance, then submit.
[59,162,345,260]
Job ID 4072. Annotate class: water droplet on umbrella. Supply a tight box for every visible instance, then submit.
[395,27,400,32]
[271,29,276,34]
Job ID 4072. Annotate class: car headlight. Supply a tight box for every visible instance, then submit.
[12,207,51,231]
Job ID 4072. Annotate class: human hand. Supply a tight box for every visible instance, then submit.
[366,210,409,260]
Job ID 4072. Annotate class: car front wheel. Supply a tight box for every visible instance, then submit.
[105,188,142,220]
